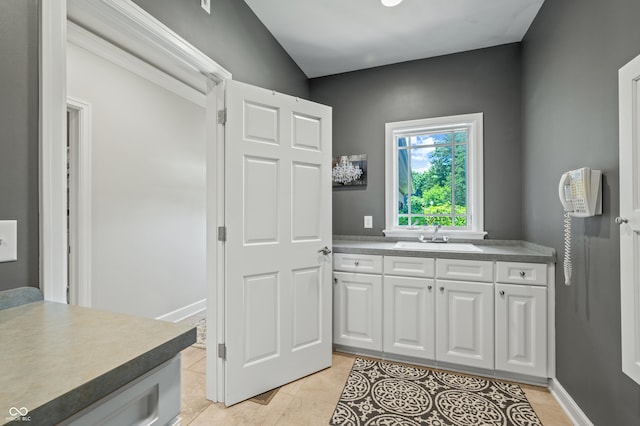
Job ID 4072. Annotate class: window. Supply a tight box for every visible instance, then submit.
[384,113,485,238]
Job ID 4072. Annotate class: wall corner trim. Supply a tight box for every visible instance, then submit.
[548,378,594,426]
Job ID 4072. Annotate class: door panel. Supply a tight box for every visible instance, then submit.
[495,283,547,377]
[383,276,435,358]
[243,156,279,244]
[333,272,382,351]
[436,280,494,369]
[225,80,332,405]
[292,267,322,350]
[292,162,322,241]
[292,113,322,150]
[243,273,280,366]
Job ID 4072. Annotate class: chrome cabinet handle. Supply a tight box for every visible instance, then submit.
[615,217,628,225]
[318,246,332,255]
[519,271,526,277]
[499,290,505,296]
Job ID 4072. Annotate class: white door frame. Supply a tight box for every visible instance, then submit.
[619,53,640,386]
[66,97,92,307]
[40,0,231,402]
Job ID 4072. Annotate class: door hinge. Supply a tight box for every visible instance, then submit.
[217,343,226,360]
[217,226,227,242]
[217,108,227,125]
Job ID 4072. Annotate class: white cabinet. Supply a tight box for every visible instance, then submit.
[437,258,494,282]
[332,251,552,380]
[383,256,435,358]
[383,275,435,359]
[333,271,382,351]
[384,256,435,278]
[333,253,382,274]
[436,280,494,370]
[495,283,547,377]
[496,261,547,286]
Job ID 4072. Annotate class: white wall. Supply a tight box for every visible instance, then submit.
[67,42,206,319]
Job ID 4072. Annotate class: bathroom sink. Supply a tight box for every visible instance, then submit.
[393,241,482,252]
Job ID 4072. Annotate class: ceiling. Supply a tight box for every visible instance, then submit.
[244,0,545,78]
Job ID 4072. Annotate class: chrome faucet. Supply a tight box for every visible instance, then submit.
[418,224,449,243]
[431,224,441,241]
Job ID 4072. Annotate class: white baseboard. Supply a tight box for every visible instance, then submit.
[155,299,206,323]
[549,378,593,426]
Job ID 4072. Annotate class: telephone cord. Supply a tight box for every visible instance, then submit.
[563,212,572,285]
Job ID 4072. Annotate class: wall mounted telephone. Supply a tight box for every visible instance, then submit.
[558,167,602,285]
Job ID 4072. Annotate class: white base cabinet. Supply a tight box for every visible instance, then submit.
[333,271,382,351]
[333,253,552,380]
[495,283,547,377]
[436,280,494,370]
[383,276,435,358]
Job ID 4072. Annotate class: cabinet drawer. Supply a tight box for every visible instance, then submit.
[333,253,383,274]
[436,259,494,282]
[496,262,547,286]
[384,256,435,278]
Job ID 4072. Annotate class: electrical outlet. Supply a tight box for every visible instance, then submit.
[201,0,211,14]
[364,216,373,229]
[0,220,17,262]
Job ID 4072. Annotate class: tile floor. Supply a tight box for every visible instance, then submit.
[179,345,573,425]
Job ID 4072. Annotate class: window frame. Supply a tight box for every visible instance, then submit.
[384,113,486,239]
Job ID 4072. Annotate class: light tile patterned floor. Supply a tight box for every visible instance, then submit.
[180,346,573,425]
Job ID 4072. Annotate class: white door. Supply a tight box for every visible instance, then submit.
[495,283,547,377]
[384,276,435,358]
[224,80,332,405]
[333,272,383,351]
[619,54,640,385]
[436,280,494,369]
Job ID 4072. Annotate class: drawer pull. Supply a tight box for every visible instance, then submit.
[354,261,359,266]
[428,285,433,290]
[519,271,526,277]
[440,286,445,291]
[499,290,505,296]
[333,278,338,285]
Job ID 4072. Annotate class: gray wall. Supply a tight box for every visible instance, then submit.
[0,0,39,291]
[522,0,640,424]
[310,44,522,239]
[132,0,309,99]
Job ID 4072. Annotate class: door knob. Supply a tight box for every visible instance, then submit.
[499,290,505,296]
[519,271,526,277]
[317,246,332,255]
[428,285,433,290]
[615,217,629,225]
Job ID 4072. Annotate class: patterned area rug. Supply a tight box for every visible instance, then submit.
[192,317,206,349]
[331,358,541,426]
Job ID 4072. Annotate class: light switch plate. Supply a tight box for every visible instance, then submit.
[364,216,373,229]
[201,0,211,14]
[0,220,17,262]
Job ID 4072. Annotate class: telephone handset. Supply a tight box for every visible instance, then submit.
[558,167,602,285]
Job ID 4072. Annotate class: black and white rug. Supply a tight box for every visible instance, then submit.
[331,358,542,426]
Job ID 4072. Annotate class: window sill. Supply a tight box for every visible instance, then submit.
[382,229,488,240]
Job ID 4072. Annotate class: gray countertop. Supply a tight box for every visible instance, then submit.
[333,236,556,263]
[0,302,196,426]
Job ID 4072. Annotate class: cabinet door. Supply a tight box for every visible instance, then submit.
[436,280,494,369]
[383,276,435,359]
[496,283,547,377]
[333,272,382,351]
